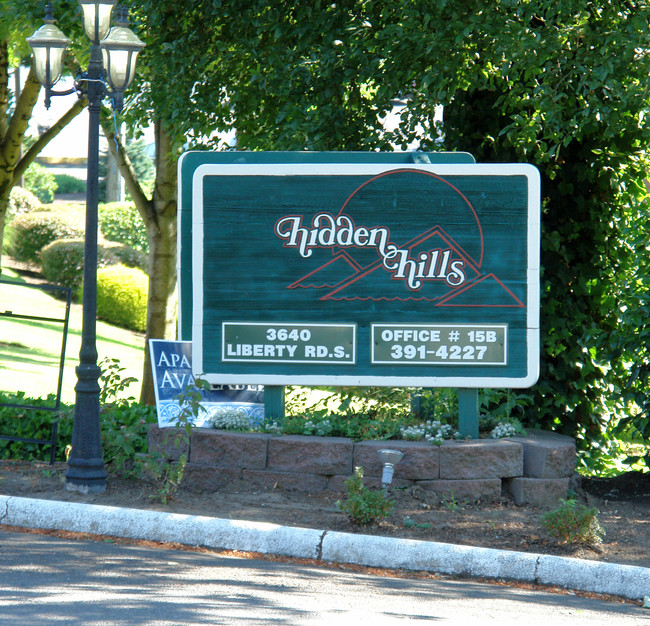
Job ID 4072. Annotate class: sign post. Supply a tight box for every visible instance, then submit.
[181,153,540,436]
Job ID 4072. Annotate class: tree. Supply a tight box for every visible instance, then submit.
[100,116,178,405]
[99,1,217,405]
[102,0,396,403]
[111,0,403,403]
[374,1,650,465]
[0,2,87,264]
[150,0,650,467]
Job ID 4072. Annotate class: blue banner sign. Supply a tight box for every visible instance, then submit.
[149,339,264,427]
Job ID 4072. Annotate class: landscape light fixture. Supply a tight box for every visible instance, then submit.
[26,4,71,96]
[100,7,145,110]
[27,1,144,494]
[377,449,405,487]
[78,0,118,41]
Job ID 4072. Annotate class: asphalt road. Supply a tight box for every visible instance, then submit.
[0,529,646,625]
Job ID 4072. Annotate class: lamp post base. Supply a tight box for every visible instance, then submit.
[65,457,107,494]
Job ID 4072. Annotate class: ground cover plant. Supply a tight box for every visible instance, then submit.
[336,466,395,526]
[206,384,527,445]
[541,498,605,545]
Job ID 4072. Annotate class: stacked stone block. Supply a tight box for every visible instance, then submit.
[148,427,576,508]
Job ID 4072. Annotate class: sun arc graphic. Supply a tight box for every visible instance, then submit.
[274,169,524,308]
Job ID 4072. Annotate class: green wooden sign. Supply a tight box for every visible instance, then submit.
[178,151,476,340]
[183,153,540,388]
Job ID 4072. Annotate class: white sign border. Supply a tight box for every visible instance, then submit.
[192,162,540,388]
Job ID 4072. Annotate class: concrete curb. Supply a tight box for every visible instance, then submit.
[1,494,648,601]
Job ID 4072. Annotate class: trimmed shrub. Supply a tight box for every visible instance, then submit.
[54,173,86,195]
[109,241,148,271]
[5,209,84,264]
[96,264,148,332]
[24,163,57,204]
[99,201,149,254]
[41,238,147,295]
[40,238,84,292]
[7,187,41,220]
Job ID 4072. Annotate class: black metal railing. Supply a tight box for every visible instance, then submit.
[0,278,72,464]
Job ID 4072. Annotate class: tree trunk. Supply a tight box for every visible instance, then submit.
[139,122,178,405]
[0,63,86,266]
[100,116,178,405]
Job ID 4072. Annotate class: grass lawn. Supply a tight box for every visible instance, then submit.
[0,268,145,405]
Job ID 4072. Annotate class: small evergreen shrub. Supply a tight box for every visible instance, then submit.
[336,466,395,526]
[24,163,57,204]
[7,187,41,220]
[99,201,149,254]
[541,498,605,545]
[6,209,84,264]
[96,264,148,332]
[41,239,147,294]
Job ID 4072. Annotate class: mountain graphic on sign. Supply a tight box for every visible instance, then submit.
[319,227,480,302]
[288,252,361,289]
[436,273,524,308]
[283,220,523,307]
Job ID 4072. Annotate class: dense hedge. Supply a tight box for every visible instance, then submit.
[41,238,147,295]
[96,264,148,332]
[5,209,85,265]
[54,173,86,195]
[24,163,57,204]
[99,201,149,254]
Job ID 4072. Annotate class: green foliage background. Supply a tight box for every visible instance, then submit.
[5,1,650,473]
[154,0,647,471]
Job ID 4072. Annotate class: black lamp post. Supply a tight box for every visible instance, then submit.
[28,1,144,493]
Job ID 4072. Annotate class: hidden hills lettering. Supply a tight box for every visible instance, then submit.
[275,212,466,291]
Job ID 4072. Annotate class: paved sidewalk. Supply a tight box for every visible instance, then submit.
[1,494,649,602]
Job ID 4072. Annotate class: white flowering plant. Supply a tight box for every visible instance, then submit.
[399,420,459,445]
[209,408,252,431]
[480,412,526,439]
[302,418,333,437]
[490,422,518,438]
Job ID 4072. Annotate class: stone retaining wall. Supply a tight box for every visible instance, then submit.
[148,427,576,508]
